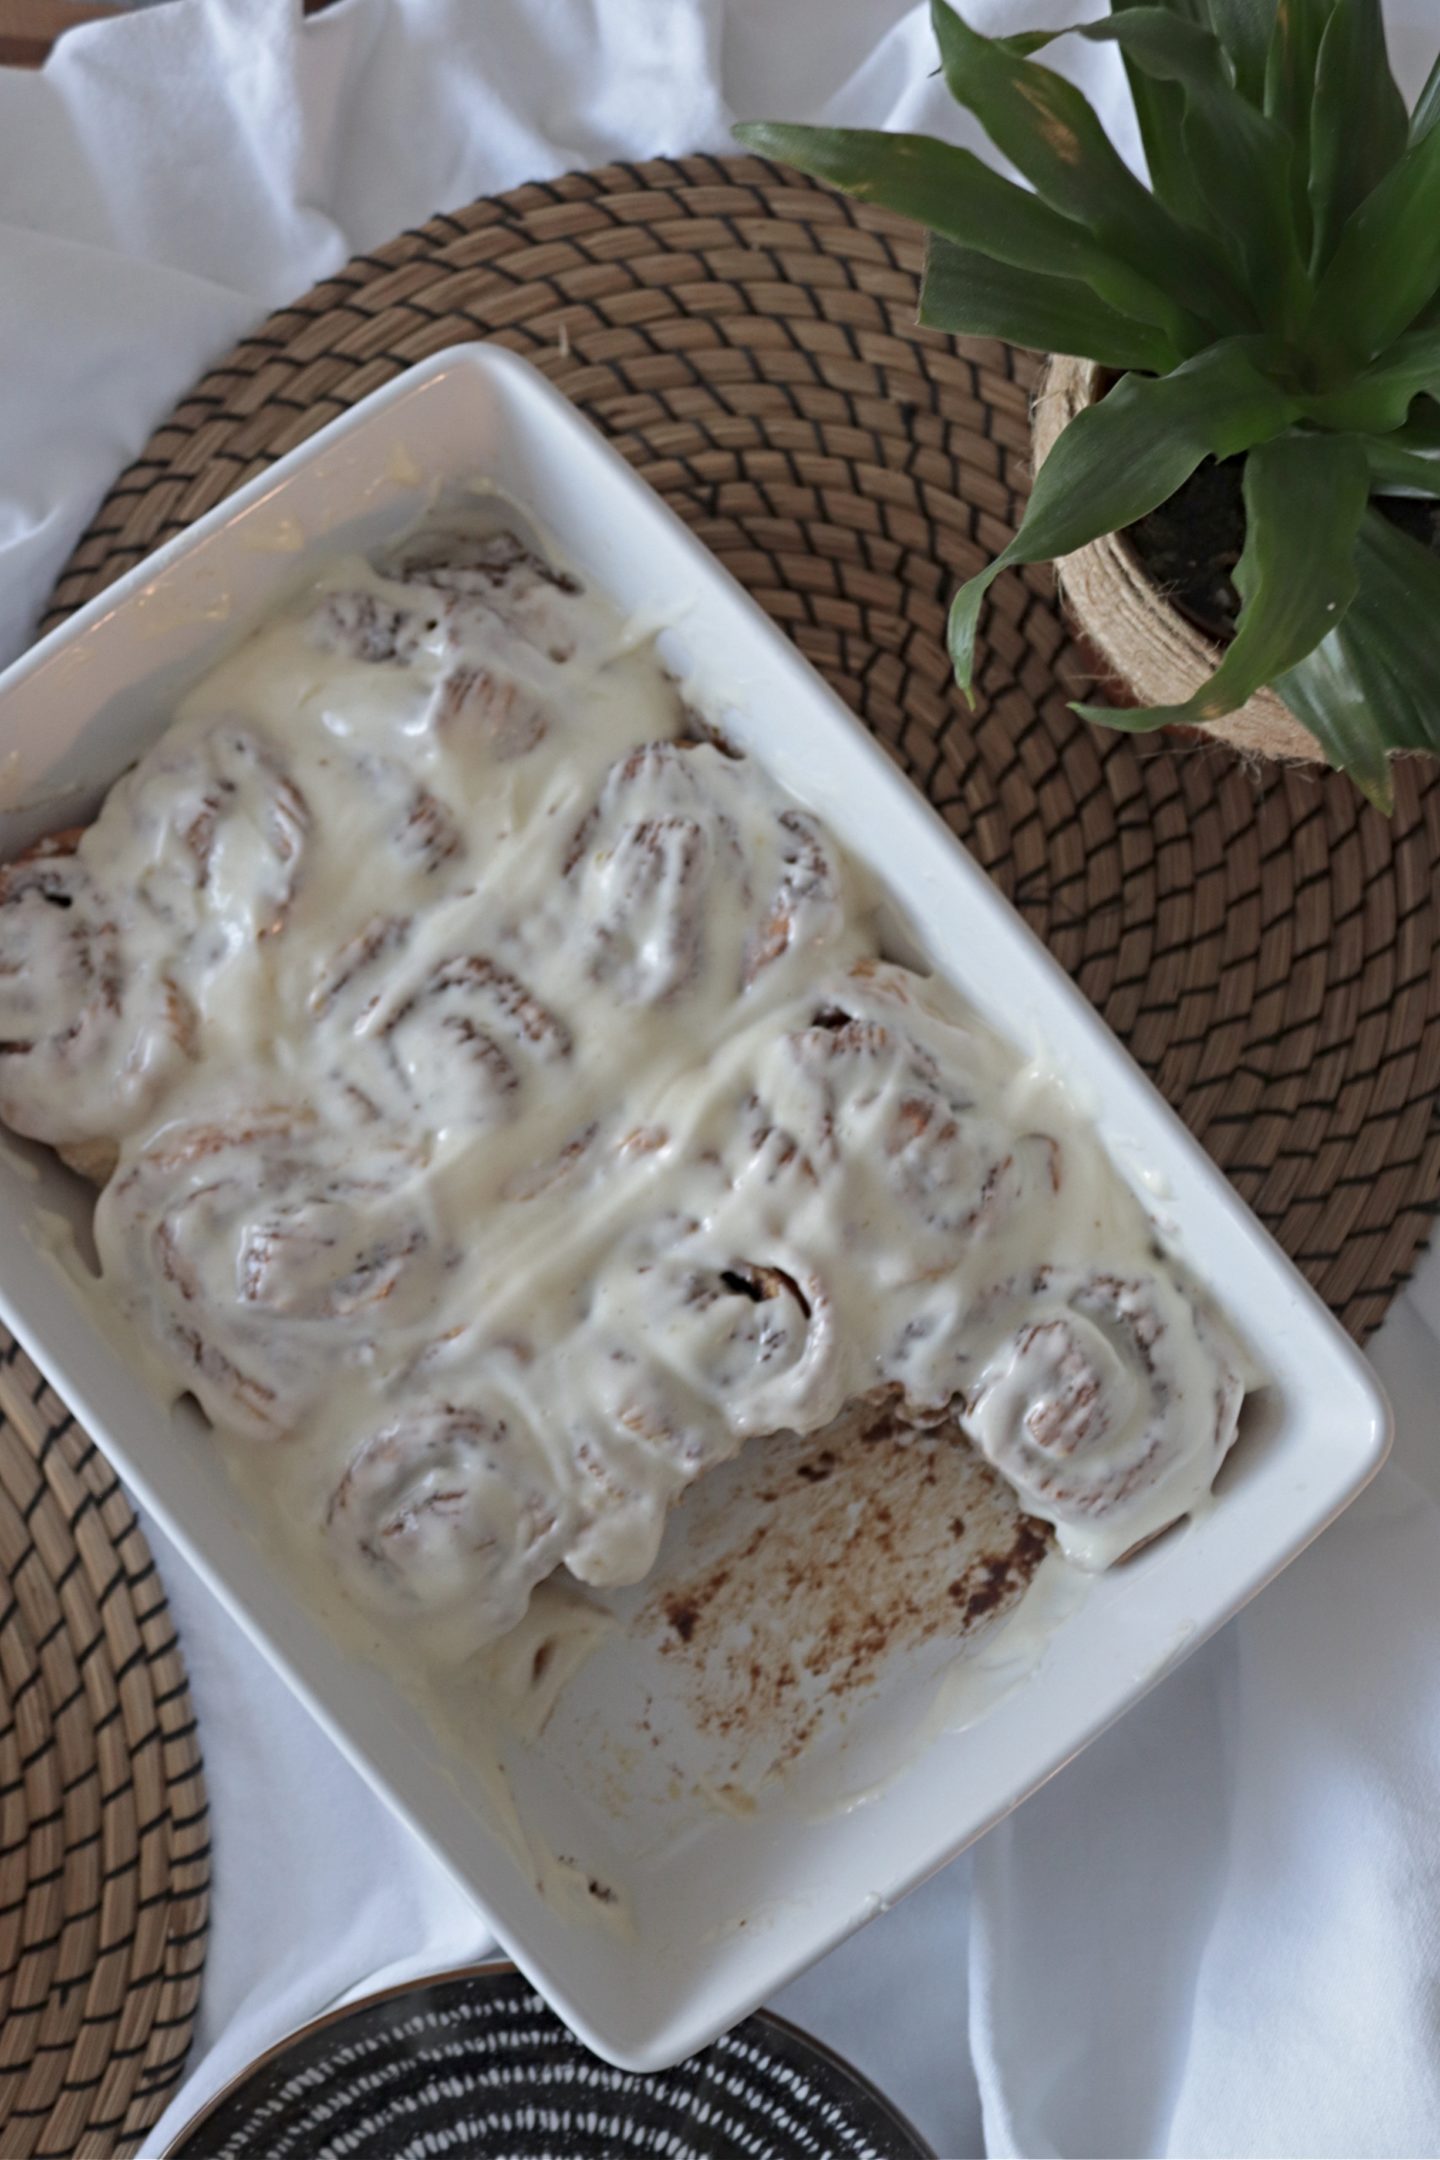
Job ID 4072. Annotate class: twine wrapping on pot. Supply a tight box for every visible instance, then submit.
[1031,355,1322,766]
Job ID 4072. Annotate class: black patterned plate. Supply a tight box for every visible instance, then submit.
[166,1961,934,2159]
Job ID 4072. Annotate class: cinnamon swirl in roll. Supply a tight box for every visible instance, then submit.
[584,1224,842,1455]
[734,969,1063,1278]
[352,756,466,878]
[561,739,848,1009]
[563,742,743,1005]
[742,809,844,988]
[109,718,311,941]
[381,525,590,665]
[963,1267,1247,1568]
[311,938,574,1140]
[0,831,194,1155]
[326,1399,572,1659]
[95,1108,447,1441]
[309,588,429,667]
[429,662,553,764]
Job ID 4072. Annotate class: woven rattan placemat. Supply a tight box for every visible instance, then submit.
[0,1338,208,2158]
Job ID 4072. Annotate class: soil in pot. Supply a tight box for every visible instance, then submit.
[1126,457,1440,647]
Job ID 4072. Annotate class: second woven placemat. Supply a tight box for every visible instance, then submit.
[0,1336,208,2159]
[41,152,1440,1338]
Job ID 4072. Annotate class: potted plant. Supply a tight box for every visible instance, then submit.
[738,0,1440,812]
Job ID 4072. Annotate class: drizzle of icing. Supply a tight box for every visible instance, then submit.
[0,519,1250,1662]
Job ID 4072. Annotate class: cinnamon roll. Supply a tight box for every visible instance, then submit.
[741,809,844,988]
[109,718,310,940]
[313,945,574,1139]
[563,742,737,1005]
[550,1224,842,1589]
[588,1234,841,1446]
[381,526,588,664]
[309,588,429,666]
[962,1267,1246,1567]
[326,1400,571,1658]
[429,662,551,763]
[352,755,466,877]
[95,1109,446,1441]
[0,832,194,1148]
[743,982,1059,1260]
[307,915,410,1023]
[563,741,847,1007]
[561,1371,695,1589]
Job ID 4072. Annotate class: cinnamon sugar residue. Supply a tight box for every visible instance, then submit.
[636,1397,1050,1774]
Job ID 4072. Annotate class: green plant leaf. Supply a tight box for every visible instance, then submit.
[1309,118,1440,361]
[1364,438,1440,496]
[1109,0,1213,224]
[731,122,1090,269]
[1308,0,1410,271]
[1263,0,1330,255]
[1272,630,1396,811]
[731,122,1188,351]
[1202,0,1275,103]
[1071,429,1368,730]
[1412,47,1440,142]
[919,234,1179,370]
[1269,506,1440,810]
[996,28,1060,55]
[946,338,1299,693]
[1037,10,1307,329]
[930,1,1250,333]
[1301,320,1440,429]
[1061,13,1232,100]
[1387,397,1440,449]
[1345,509,1440,750]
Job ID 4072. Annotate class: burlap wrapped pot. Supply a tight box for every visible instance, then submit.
[1032,354,1322,764]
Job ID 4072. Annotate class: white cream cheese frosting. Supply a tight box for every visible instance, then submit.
[0,515,1250,1660]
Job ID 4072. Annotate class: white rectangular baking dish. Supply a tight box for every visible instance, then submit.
[0,344,1390,2070]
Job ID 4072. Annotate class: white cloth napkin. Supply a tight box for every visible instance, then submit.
[4,4,1439,2154]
